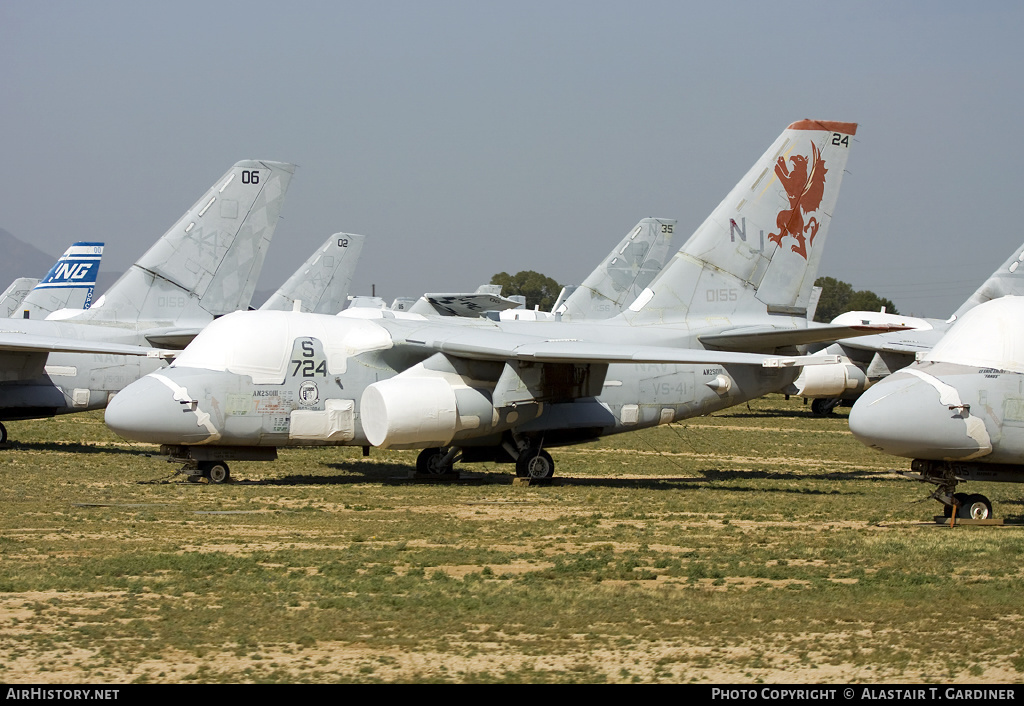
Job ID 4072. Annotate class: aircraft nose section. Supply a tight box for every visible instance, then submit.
[849,371,992,460]
[105,373,217,445]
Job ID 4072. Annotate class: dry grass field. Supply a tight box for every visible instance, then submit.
[2,395,1024,683]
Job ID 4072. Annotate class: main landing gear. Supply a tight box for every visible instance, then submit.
[811,398,841,416]
[0,422,7,445]
[515,446,554,480]
[416,447,459,475]
[414,436,557,481]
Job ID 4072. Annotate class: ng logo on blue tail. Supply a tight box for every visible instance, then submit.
[36,242,104,308]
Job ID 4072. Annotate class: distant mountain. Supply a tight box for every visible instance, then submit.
[0,228,59,285]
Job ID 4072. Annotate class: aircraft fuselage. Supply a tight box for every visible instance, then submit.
[104,310,800,454]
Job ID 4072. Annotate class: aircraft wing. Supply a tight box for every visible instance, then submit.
[0,331,174,358]
[394,326,838,368]
[698,323,910,352]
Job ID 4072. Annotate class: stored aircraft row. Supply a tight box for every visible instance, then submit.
[9,118,1020,523]
[105,120,904,482]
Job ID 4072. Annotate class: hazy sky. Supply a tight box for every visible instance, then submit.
[3,1,1022,317]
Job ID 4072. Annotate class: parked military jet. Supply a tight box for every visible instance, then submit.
[0,160,295,444]
[791,240,1024,415]
[2,242,104,319]
[848,295,1024,520]
[260,233,365,314]
[107,120,896,483]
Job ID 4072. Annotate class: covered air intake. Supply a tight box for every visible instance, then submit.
[361,377,459,448]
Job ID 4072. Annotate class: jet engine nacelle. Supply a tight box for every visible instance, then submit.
[360,375,540,449]
[791,360,869,398]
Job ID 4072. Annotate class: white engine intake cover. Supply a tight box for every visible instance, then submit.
[361,376,458,448]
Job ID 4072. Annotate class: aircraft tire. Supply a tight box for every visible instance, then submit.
[516,448,554,479]
[811,398,837,416]
[200,461,231,484]
[958,494,993,520]
[416,448,452,475]
[0,422,6,445]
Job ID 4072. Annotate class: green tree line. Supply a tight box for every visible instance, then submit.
[813,276,898,323]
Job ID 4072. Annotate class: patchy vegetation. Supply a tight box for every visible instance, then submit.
[2,397,1023,683]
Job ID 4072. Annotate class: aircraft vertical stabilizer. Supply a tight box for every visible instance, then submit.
[556,218,679,320]
[623,120,857,324]
[950,241,1024,321]
[20,242,104,319]
[1,278,40,318]
[71,160,295,328]
[260,233,366,314]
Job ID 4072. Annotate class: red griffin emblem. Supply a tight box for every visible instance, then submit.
[767,142,827,260]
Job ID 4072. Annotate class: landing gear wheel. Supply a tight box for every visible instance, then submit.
[811,398,839,416]
[959,494,993,520]
[416,448,453,475]
[0,422,6,445]
[516,448,554,479]
[199,461,231,484]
